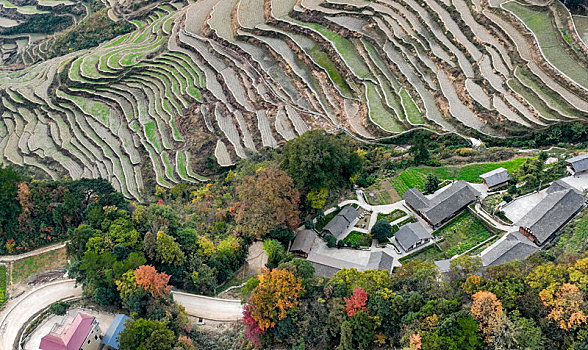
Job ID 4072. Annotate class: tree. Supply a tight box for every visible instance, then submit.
[325,234,337,248]
[236,167,301,238]
[410,135,430,165]
[155,231,185,266]
[49,301,70,315]
[134,265,171,298]
[471,291,505,345]
[345,286,368,317]
[306,188,329,209]
[449,255,482,279]
[67,224,99,260]
[0,167,22,244]
[118,318,176,350]
[424,174,440,194]
[263,239,287,269]
[539,283,587,331]
[348,310,376,349]
[371,220,392,243]
[281,130,363,191]
[248,268,304,331]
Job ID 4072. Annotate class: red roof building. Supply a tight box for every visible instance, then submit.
[40,312,102,350]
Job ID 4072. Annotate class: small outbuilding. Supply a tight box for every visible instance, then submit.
[322,206,359,239]
[40,312,101,350]
[566,153,588,175]
[101,314,131,350]
[479,167,510,190]
[394,222,432,252]
[290,229,317,258]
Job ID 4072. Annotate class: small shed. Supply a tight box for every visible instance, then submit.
[322,206,359,239]
[290,229,317,258]
[480,167,510,189]
[394,222,432,252]
[566,153,588,175]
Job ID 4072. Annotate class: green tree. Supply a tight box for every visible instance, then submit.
[281,130,363,191]
[424,174,440,194]
[263,239,287,269]
[325,234,337,248]
[118,318,176,350]
[371,220,392,243]
[155,231,185,266]
[410,134,430,165]
[49,301,70,315]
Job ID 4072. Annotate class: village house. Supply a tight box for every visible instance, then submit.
[307,250,394,278]
[566,153,588,175]
[480,231,539,267]
[394,222,432,252]
[40,312,101,350]
[479,167,510,190]
[289,229,317,258]
[322,206,359,239]
[403,180,481,229]
[516,182,585,246]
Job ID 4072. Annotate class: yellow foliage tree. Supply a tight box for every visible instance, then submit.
[249,268,304,331]
[539,283,587,331]
[470,291,504,345]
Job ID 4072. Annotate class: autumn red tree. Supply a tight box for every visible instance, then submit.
[470,291,505,345]
[134,265,171,298]
[539,283,587,330]
[236,167,300,238]
[344,286,368,317]
[248,268,303,331]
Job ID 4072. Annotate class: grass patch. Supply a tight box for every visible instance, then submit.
[551,208,588,255]
[515,67,579,116]
[343,231,372,247]
[377,209,408,223]
[434,211,493,257]
[365,82,403,132]
[400,244,446,263]
[503,2,588,89]
[366,180,402,205]
[307,45,353,97]
[0,265,6,306]
[468,235,501,255]
[390,158,531,195]
[11,247,67,283]
[400,89,424,124]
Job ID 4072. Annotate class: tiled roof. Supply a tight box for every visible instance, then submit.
[480,167,510,187]
[403,181,480,226]
[394,222,432,251]
[322,206,359,239]
[517,185,585,245]
[40,313,95,350]
[101,314,130,349]
[307,250,394,278]
[480,232,539,267]
[566,153,588,173]
[290,229,317,254]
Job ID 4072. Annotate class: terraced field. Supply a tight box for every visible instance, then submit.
[0,0,586,199]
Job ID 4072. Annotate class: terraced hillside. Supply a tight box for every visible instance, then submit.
[0,0,587,199]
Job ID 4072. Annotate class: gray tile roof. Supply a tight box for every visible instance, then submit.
[307,250,394,277]
[546,180,573,194]
[365,251,395,272]
[322,206,359,239]
[516,187,585,245]
[434,259,451,273]
[403,181,480,226]
[394,222,432,251]
[290,229,317,254]
[480,231,539,267]
[566,153,588,173]
[480,167,510,187]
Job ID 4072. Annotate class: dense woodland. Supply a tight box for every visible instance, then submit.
[1,130,588,349]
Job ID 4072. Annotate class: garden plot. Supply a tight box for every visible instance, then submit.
[573,15,588,46]
[503,1,588,91]
[274,107,297,140]
[207,0,239,41]
[493,95,530,127]
[465,79,491,109]
[504,94,545,126]
[506,77,566,122]
[256,110,279,148]
[479,55,505,93]
[234,110,257,151]
[285,105,310,135]
[364,82,403,132]
[215,103,247,158]
[215,139,234,166]
[237,0,265,29]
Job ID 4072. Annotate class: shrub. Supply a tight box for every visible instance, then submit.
[304,220,315,230]
[371,220,392,243]
[325,235,337,248]
[337,240,345,249]
[424,174,440,194]
[503,195,513,203]
[49,301,70,315]
[507,185,518,195]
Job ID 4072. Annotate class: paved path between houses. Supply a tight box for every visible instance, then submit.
[0,280,244,350]
[473,203,513,232]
